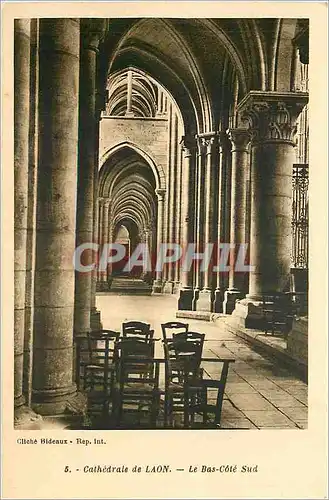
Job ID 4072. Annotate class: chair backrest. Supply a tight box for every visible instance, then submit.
[116,337,154,357]
[83,330,120,391]
[122,321,153,342]
[87,330,120,365]
[172,331,205,348]
[163,339,202,386]
[115,338,158,387]
[161,321,189,341]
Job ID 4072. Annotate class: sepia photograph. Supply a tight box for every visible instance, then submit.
[14,15,310,431]
[2,2,328,499]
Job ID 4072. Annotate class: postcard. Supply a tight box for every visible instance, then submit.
[1,1,328,499]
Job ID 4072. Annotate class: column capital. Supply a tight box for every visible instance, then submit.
[226,128,251,152]
[237,91,308,145]
[80,19,107,52]
[180,135,196,157]
[199,133,216,155]
[155,188,166,201]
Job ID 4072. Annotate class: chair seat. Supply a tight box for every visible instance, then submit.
[115,382,158,393]
[84,362,116,371]
[167,381,204,393]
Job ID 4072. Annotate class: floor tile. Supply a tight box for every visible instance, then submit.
[242,410,298,428]
[228,393,274,411]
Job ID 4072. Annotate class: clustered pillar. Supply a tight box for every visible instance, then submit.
[152,189,166,293]
[223,129,251,313]
[74,22,104,339]
[178,136,195,310]
[232,91,308,327]
[196,134,217,312]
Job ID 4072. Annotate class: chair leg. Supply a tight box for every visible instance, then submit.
[164,394,171,428]
[183,390,189,428]
[151,393,159,428]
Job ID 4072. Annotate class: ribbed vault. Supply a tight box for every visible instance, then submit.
[97,17,307,134]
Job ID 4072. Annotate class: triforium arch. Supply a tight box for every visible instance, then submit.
[13,17,309,426]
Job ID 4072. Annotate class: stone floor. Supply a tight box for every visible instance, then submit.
[96,294,308,430]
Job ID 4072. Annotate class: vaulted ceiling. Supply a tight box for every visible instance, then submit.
[96,18,308,135]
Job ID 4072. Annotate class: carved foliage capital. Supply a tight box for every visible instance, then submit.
[238,92,308,144]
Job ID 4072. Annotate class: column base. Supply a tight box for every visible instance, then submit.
[231,297,265,329]
[192,288,200,310]
[152,280,163,294]
[173,281,180,294]
[163,281,174,294]
[213,288,224,313]
[178,288,194,310]
[223,289,246,314]
[196,289,213,312]
[14,405,42,429]
[14,394,26,408]
[90,308,102,331]
[31,385,87,417]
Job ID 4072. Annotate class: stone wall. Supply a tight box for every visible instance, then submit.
[99,116,168,176]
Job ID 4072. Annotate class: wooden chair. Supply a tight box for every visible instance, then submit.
[79,330,120,420]
[262,292,294,337]
[163,339,204,428]
[161,321,189,341]
[113,338,160,428]
[122,321,154,343]
[188,359,235,428]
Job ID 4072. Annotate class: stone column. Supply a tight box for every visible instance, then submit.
[90,72,105,329]
[213,133,228,312]
[174,140,183,290]
[99,198,110,285]
[232,91,308,328]
[74,21,104,339]
[14,19,31,421]
[223,129,251,313]
[32,19,84,416]
[162,104,172,289]
[152,189,166,293]
[96,197,104,286]
[196,134,216,312]
[178,136,195,310]
[164,108,178,294]
[192,139,205,310]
